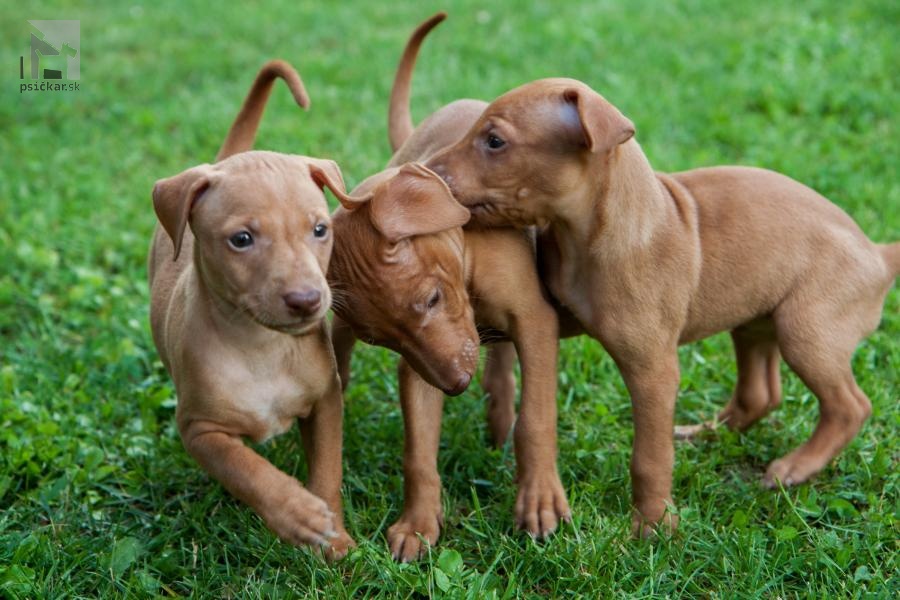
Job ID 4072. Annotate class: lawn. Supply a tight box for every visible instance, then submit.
[1,0,897,597]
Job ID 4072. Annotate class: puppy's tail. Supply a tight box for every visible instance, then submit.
[388,12,446,152]
[216,59,310,161]
[881,242,900,280]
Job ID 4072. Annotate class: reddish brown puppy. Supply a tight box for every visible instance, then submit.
[323,14,574,561]
[428,77,900,536]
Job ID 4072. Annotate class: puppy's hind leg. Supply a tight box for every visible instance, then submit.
[717,320,783,430]
[763,300,874,488]
[481,341,517,447]
[675,319,781,439]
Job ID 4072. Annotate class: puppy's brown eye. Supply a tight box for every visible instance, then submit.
[427,289,441,309]
[228,231,254,249]
[313,222,328,238]
[486,134,506,150]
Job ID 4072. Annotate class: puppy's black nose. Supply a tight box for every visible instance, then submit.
[283,289,322,315]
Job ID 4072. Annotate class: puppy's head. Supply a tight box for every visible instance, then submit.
[321,163,478,396]
[427,78,635,227]
[153,151,347,335]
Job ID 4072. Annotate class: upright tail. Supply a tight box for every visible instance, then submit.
[882,242,900,280]
[388,12,447,152]
[216,59,310,161]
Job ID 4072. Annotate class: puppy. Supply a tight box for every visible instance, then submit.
[148,60,354,558]
[427,76,900,535]
[321,14,574,561]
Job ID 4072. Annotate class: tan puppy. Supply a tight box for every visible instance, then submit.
[320,14,573,561]
[148,61,354,558]
[427,77,900,535]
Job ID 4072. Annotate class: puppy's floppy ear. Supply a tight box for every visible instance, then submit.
[370,162,470,243]
[562,87,635,153]
[152,164,214,261]
[308,159,374,209]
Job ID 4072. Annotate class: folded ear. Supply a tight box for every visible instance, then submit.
[370,163,470,243]
[152,164,214,260]
[308,159,374,209]
[562,87,635,153]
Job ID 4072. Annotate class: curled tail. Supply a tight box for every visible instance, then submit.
[882,242,900,280]
[388,12,446,152]
[216,59,310,161]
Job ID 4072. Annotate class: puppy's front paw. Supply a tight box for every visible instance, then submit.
[515,471,571,539]
[263,482,337,548]
[386,509,443,562]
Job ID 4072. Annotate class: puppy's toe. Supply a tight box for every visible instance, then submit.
[538,508,560,539]
[631,517,656,540]
[322,529,356,562]
[763,457,810,489]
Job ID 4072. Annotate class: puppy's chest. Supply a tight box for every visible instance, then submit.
[246,372,311,437]
[217,347,330,442]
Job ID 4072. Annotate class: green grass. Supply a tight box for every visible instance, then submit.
[1,0,898,597]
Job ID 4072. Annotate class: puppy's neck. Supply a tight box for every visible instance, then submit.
[556,139,669,256]
[599,140,670,253]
